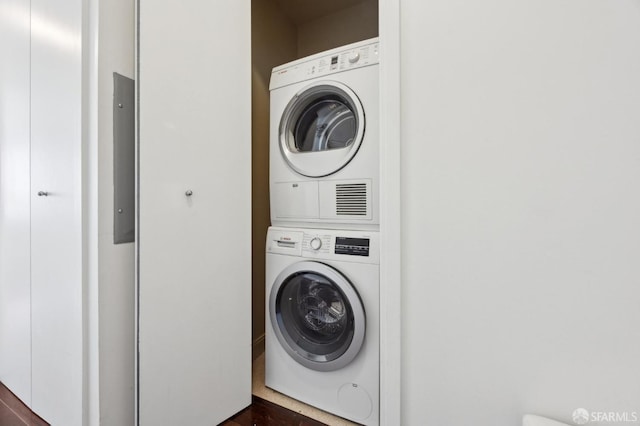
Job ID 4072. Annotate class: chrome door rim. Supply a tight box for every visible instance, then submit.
[269,261,366,372]
[279,81,366,178]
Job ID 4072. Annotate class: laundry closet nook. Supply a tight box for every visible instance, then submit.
[250,0,379,422]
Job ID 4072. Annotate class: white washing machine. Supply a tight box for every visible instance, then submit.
[270,38,379,230]
[265,226,379,425]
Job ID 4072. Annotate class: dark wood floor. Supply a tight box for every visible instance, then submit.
[221,396,327,426]
[1,381,325,426]
[0,382,49,426]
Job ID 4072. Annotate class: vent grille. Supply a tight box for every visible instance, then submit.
[336,183,367,216]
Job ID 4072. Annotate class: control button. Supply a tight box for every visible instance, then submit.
[310,237,323,250]
[348,52,360,64]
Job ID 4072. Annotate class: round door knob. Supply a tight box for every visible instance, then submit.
[37,191,49,196]
[310,237,322,250]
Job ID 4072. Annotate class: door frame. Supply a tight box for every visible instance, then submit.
[132,0,403,423]
[378,0,402,424]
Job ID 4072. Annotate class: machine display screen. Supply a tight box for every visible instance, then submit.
[335,237,370,257]
[331,56,338,65]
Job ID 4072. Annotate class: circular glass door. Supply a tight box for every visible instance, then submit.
[279,81,366,177]
[269,261,366,372]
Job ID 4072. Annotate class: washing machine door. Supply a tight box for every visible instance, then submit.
[269,261,366,372]
[279,81,365,177]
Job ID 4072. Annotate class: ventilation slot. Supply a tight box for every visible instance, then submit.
[336,183,367,216]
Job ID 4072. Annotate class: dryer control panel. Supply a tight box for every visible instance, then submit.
[270,38,379,90]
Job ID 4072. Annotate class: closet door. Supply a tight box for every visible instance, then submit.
[29,0,84,424]
[0,0,32,405]
[137,1,251,425]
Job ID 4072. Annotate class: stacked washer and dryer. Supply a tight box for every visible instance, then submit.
[265,38,381,425]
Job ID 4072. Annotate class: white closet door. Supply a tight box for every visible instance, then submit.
[0,0,32,405]
[137,1,252,425]
[29,0,84,424]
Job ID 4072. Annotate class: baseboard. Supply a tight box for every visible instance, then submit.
[252,334,265,360]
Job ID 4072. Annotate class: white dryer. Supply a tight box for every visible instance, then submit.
[270,38,379,230]
[265,226,379,425]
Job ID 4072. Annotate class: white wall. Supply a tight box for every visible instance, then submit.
[400,1,640,425]
[97,0,135,424]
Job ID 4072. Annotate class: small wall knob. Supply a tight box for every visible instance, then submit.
[37,191,49,196]
[185,190,193,197]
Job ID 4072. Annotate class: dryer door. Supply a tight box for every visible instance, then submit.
[269,261,366,372]
[279,81,365,177]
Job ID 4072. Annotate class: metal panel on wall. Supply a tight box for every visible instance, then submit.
[113,72,135,244]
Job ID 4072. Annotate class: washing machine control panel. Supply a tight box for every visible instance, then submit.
[268,229,303,256]
[309,237,323,250]
[301,232,370,257]
[268,227,379,264]
[334,237,370,257]
[302,233,332,254]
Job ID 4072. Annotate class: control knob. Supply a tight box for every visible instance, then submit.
[348,52,360,64]
[309,237,323,251]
